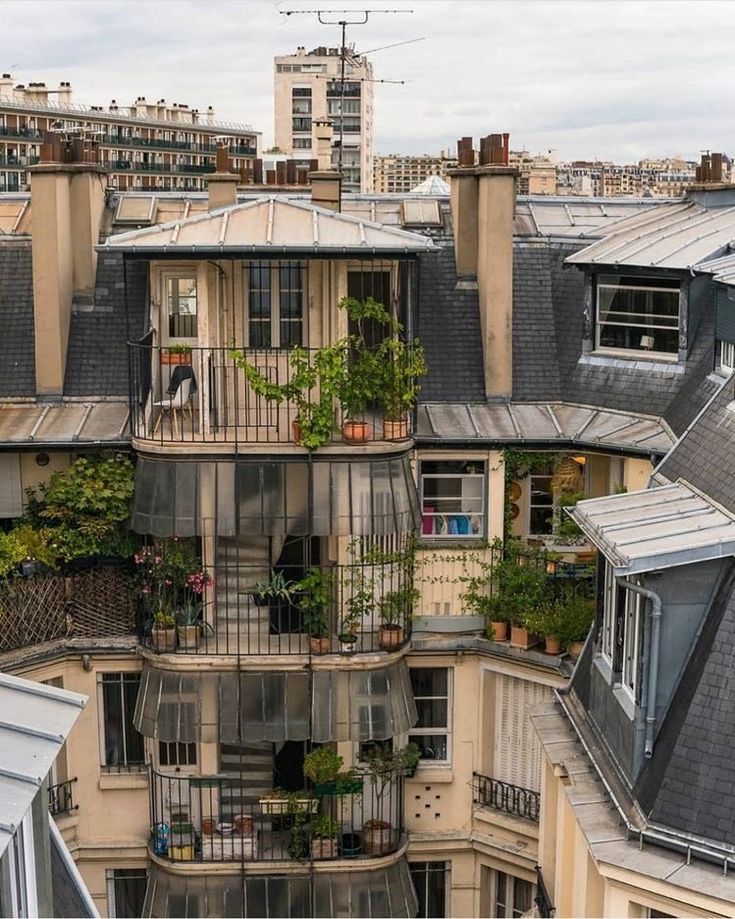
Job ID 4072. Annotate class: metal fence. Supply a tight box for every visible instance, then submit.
[473,772,540,822]
[48,778,78,817]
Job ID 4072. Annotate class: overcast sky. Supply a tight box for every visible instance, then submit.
[1,0,732,162]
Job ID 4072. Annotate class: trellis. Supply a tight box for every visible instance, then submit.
[0,566,135,653]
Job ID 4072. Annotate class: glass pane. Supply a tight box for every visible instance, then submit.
[102,681,123,765]
[114,870,147,919]
[409,733,448,761]
[512,878,532,918]
[411,667,448,697]
[167,277,197,338]
[124,679,145,763]
[415,698,448,728]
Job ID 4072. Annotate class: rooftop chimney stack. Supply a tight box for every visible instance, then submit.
[448,133,518,399]
[206,142,239,210]
[30,132,109,397]
[310,119,341,211]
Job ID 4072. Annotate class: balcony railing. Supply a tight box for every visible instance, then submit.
[139,553,414,657]
[48,778,78,817]
[128,342,414,447]
[149,767,404,864]
[473,773,540,822]
[0,126,43,141]
[101,134,257,157]
[109,159,217,175]
[535,866,555,918]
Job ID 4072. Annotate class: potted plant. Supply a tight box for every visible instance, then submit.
[304,746,343,795]
[295,566,334,654]
[311,814,341,859]
[360,743,416,855]
[250,570,296,607]
[162,343,192,365]
[175,568,213,649]
[152,610,177,651]
[525,600,566,655]
[258,789,318,816]
[339,570,373,651]
[486,550,548,650]
[377,335,426,440]
[560,595,595,660]
[462,577,509,642]
[378,582,418,650]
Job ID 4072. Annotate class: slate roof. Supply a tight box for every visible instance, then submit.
[0,240,35,397]
[656,375,735,512]
[635,565,735,848]
[416,244,486,402]
[64,252,148,397]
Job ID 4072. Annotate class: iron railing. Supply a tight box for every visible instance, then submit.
[101,134,256,157]
[108,160,217,175]
[149,767,404,864]
[128,341,414,447]
[139,552,415,657]
[535,866,555,917]
[473,773,540,822]
[48,778,78,816]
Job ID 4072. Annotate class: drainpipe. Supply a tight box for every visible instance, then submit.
[618,578,663,758]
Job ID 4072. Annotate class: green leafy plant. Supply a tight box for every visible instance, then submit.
[312,814,341,839]
[251,570,296,605]
[556,491,588,543]
[0,530,27,578]
[558,595,595,645]
[153,610,176,628]
[378,582,419,628]
[341,569,374,639]
[377,336,427,422]
[304,747,344,785]
[166,343,192,355]
[295,567,334,638]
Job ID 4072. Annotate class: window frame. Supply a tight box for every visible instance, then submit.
[419,461,487,541]
[595,274,680,359]
[158,740,198,770]
[720,340,735,372]
[408,667,452,766]
[409,861,450,918]
[6,810,37,918]
[599,560,645,704]
[528,473,554,536]
[243,262,307,349]
[160,269,199,343]
[106,867,148,919]
[492,869,536,919]
[98,672,146,771]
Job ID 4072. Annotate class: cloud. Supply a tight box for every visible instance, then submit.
[1,0,732,161]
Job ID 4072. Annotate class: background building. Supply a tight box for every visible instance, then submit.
[0,74,259,192]
[373,152,457,194]
[274,46,374,193]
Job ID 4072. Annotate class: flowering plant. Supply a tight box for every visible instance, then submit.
[133,538,213,626]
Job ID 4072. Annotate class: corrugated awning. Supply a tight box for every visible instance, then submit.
[0,401,130,445]
[416,402,674,455]
[143,859,418,918]
[569,482,735,575]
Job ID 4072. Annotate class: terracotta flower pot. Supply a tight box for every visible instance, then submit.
[568,640,585,661]
[510,625,535,649]
[361,821,392,856]
[311,837,339,859]
[489,620,508,642]
[161,351,192,365]
[383,418,409,441]
[310,636,332,655]
[342,420,371,444]
[379,625,404,650]
[152,626,176,652]
[544,635,562,655]
[201,818,215,836]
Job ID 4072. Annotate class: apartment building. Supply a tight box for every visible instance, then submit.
[2,130,735,918]
[373,152,457,194]
[0,74,259,193]
[274,46,374,194]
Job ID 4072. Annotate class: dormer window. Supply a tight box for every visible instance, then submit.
[596,274,679,358]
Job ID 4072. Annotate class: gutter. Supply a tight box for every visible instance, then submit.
[617,578,663,758]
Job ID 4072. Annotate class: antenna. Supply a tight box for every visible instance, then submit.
[280,7,412,194]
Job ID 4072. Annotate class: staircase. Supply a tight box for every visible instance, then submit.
[218,742,274,817]
[213,536,272,654]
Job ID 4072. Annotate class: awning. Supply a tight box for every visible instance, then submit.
[0,401,129,446]
[135,660,416,744]
[569,482,735,575]
[142,860,418,918]
[131,455,421,537]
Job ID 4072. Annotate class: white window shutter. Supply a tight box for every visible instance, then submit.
[493,674,552,791]
[0,454,22,518]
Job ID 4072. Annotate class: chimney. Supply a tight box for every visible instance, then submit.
[207,105,215,125]
[310,119,341,211]
[448,133,517,399]
[57,81,72,106]
[29,133,108,397]
[0,74,14,100]
[206,142,239,209]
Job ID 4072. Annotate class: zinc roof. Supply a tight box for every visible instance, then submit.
[0,400,130,445]
[693,250,735,285]
[0,673,86,857]
[514,197,662,240]
[100,196,436,255]
[565,198,735,269]
[416,402,674,455]
[569,482,735,575]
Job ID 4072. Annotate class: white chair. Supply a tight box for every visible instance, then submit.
[153,378,192,438]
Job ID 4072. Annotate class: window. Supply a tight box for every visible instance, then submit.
[409,668,451,763]
[293,138,312,150]
[158,741,197,767]
[410,862,449,918]
[720,340,735,372]
[99,673,145,770]
[165,275,197,338]
[246,262,306,349]
[420,461,485,539]
[489,869,535,919]
[291,98,312,115]
[107,868,147,918]
[5,811,37,918]
[292,117,312,133]
[600,561,645,701]
[528,474,554,535]
[596,274,680,357]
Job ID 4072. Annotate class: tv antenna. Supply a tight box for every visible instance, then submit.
[281,8,412,188]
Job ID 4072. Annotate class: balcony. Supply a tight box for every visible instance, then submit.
[109,159,216,175]
[48,777,78,817]
[149,768,404,864]
[138,550,415,658]
[473,772,540,822]
[102,134,257,157]
[0,126,43,141]
[128,342,416,448]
